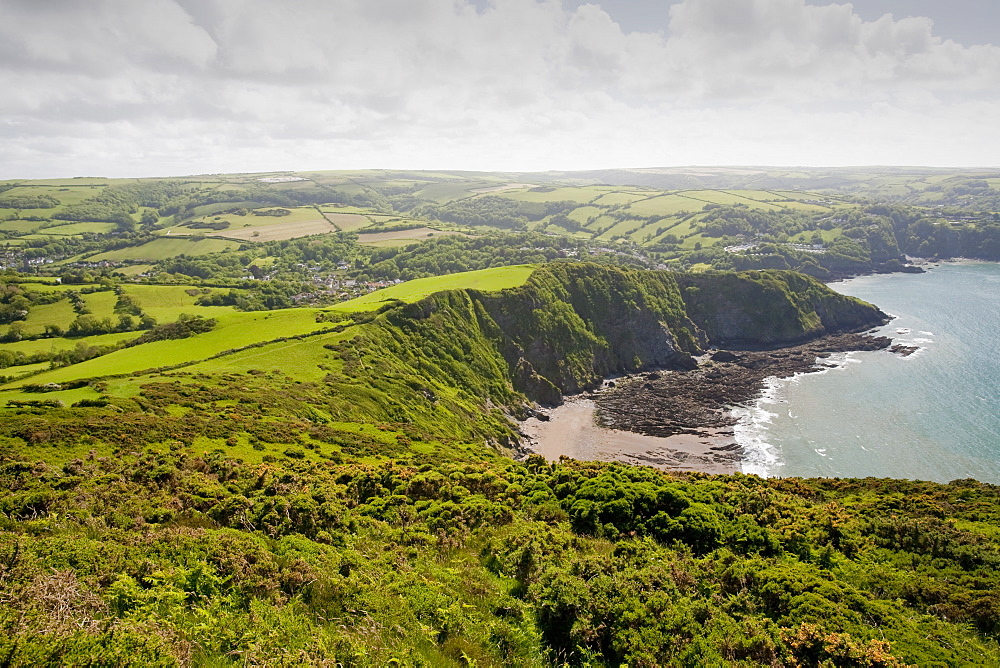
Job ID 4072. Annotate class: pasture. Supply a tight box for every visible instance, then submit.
[0,220,41,234]
[414,182,483,203]
[501,186,606,204]
[0,308,330,389]
[34,222,118,236]
[317,205,373,215]
[328,265,536,312]
[86,238,240,262]
[599,218,652,240]
[1,331,137,357]
[212,218,336,242]
[566,206,604,224]
[625,195,703,217]
[185,329,349,381]
[592,191,650,206]
[10,297,76,337]
[356,227,461,246]
[322,212,372,232]
[121,285,240,322]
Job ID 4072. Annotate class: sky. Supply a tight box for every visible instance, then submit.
[1,0,998,179]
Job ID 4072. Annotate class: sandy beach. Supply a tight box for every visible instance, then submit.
[520,395,742,474]
[519,333,902,475]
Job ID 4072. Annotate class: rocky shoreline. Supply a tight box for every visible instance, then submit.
[521,332,904,473]
[595,333,895,440]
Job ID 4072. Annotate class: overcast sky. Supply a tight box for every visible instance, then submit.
[2,0,998,179]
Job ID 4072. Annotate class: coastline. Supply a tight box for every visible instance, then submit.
[520,396,740,474]
[520,333,900,475]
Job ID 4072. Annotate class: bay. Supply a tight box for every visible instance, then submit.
[739,261,1000,484]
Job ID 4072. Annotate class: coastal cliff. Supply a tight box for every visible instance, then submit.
[355,264,888,430]
[472,264,887,403]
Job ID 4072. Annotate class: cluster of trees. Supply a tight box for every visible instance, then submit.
[0,194,60,209]
[195,282,304,311]
[123,313,216,346]
[700,204,816,239]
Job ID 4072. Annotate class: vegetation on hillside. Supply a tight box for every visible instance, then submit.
[1,168,999,664]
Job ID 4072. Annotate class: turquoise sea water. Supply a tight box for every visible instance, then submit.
[737,261,1000,483]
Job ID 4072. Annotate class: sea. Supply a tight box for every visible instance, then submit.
[736,261,1000,484]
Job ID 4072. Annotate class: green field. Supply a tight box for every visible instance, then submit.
[85,237,240,262]
[683,190,787,210]
[502,186,606,204]
[601,217,652,240]
[80,290,117,318]
[322,212,373,232]
[592,191,651,206]
[0,308,329,389]
[9,296,76,337]
[0,331,137,358]
[413,182,481,203]
[356,227,460,246]
[161,205,327,236]
[0,220,40,233]
[120,285,240,321]
[566,206,604,224]
[328,265,536,312]
[34,222,118,235]
[0,184,107,207]
[185,329,348,381]
[317,205,375,214]
[625,194,704,217]
[0,266,537,393]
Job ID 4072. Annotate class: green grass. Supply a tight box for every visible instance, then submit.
[122,285,240,322]
[85,238,240,262]
[0,220,41,233]
[186,328,350,381]
[356,228,460,246]
[727,190,786,202]
[777,201,834,212]
[680,233,714,249]
[543,221,593,238]
[566,206,604,224]
[35,222,118,235]
[604,218,652,240]
[81,290,117,319]
[625,195,703,217]
[413,182,483,203]
[0,331,138,358]
[317,205,375,214]
[584,215,617,233]
[116,264,154,277]
[646,217,689,243]
[501,186,604,204]
[160,205,325,236]
[592,192,650,206]
[0,184,107,207]
[183,201,261,219]
[323,212,373,232]
[0,385,104,408]
[9,297,75,337]
[684,190,787,210]
[328,265,536,312]
[0,308,330,388]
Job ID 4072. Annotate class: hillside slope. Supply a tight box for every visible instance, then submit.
[9,265,978,668]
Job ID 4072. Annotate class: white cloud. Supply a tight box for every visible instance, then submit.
[0,0,997,177]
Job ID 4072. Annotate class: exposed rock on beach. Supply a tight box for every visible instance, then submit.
[522,333,896,474]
